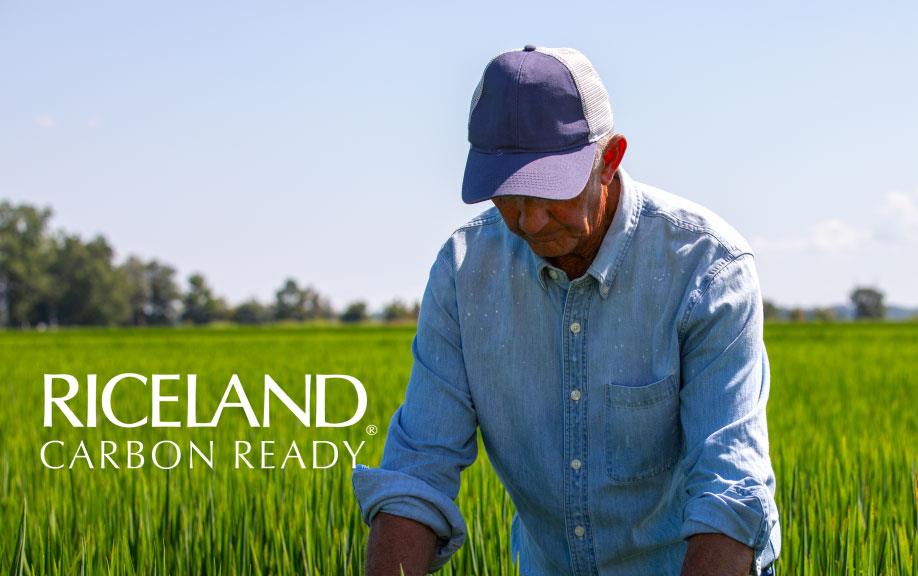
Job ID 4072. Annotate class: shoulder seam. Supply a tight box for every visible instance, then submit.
[677,252,755,340]
[452,211,504,234]
[642,208,747,258]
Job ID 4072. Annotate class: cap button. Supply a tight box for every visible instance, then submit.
[523,45,537,51]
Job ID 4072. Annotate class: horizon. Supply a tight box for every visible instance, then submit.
[5,195,915,315]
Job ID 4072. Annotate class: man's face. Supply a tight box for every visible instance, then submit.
[491,170,606,259]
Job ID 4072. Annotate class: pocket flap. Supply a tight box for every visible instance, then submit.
[607,373,679,408]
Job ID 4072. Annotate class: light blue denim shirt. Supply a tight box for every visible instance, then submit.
[352,168,781,575]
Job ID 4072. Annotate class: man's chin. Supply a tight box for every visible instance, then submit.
[528,242,570,259]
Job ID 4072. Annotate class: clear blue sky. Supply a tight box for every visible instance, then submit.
[2,1,916,309]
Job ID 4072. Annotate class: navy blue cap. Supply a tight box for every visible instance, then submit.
[461,46,613,204]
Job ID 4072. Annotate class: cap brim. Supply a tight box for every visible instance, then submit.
[461,142,597,204]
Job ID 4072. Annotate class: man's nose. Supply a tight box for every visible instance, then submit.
[517,201,550,235]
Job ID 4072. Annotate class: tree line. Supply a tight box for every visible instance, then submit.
[2,200,908,329]
[0,201,418,329]
[764,287,889,321]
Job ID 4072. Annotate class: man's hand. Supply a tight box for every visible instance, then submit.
[680,533,754,576]
[366,512,439,576]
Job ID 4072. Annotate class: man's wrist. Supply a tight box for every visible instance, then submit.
[366,512,439,576]
[680,533,755,576]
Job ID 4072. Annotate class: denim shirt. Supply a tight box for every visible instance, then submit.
[352,168,781,575]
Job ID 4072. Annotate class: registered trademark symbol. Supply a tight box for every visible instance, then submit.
[366,424,378,436]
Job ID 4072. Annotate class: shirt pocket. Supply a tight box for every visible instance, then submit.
[605,372,682,483]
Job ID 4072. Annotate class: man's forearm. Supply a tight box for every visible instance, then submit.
[680,533,754,576]
[366,512,439,576]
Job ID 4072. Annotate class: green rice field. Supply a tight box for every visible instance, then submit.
[1,322,916,574]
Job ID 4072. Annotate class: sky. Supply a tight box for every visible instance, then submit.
[2,1,916,310]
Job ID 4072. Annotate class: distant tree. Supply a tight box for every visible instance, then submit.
[121,256,152,325]
[340,301,368,324]
[850,286,885,320]
[0,201,56,327]
[146,260,182,325]
[762,299,781,321]
[382,299,412,323]
[48,234,131,326]
[812,307,836,323]
[789,307,806,322]
[273,278,334,321]
[232,298,273,325]
[302,285,335,320]
[118,258,180,326]
[213,297,229,321]
[182,273,228,324]
[274,278,306,321]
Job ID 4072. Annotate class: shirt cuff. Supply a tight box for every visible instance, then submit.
[680,476,780,573]
[352,464,467,573]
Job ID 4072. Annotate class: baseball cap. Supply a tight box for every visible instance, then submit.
[461,45,613,204]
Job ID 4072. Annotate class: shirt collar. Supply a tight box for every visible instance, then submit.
[529,167,643,299]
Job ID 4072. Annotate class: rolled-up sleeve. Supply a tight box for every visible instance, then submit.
[677,252,781,571]
[352,240,479,573]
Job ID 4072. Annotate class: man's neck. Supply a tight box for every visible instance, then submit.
[548,174,621,280]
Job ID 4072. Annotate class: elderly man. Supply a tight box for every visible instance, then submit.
[352,45,780,575]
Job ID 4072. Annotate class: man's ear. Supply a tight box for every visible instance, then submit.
[600,134,627,186]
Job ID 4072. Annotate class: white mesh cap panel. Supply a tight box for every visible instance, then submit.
[535,46,613,142]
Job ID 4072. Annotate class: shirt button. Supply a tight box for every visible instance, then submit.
[570,389,581,401]
[548,269,558,280]
[569,322,581,334]
[570,458,582,470]
[574,525,586,538]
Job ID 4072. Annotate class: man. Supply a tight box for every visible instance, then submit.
[352,45,780,575]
